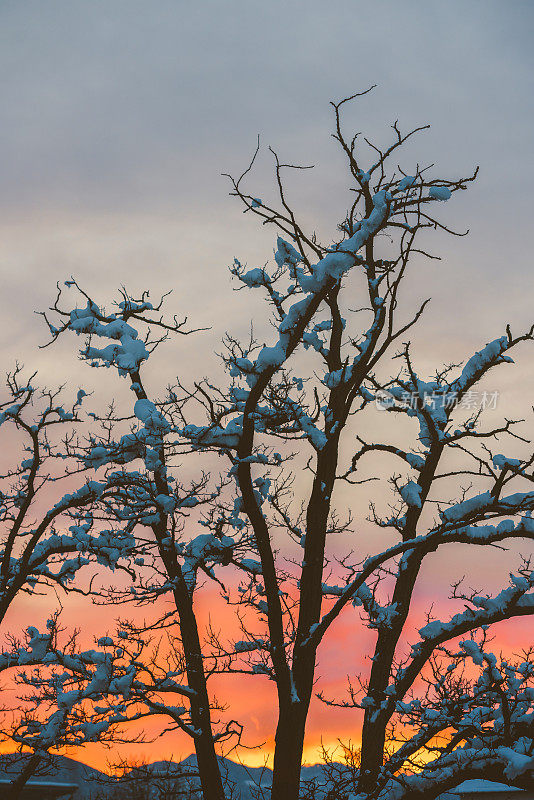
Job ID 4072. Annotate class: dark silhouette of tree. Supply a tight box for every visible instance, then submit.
[5,91,534,800]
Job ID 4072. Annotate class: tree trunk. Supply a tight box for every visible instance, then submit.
[358,713,388,795]
[173,581,226,800]
[142,399,226,799]
[271,438,339,800]
[271,701,308,800]
[358,446,445,792]
[193,727,225,800]
[8,753,41,800]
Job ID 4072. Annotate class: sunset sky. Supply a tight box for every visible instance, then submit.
[1,0,533,773]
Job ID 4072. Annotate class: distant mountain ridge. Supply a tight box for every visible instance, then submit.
[0,752,328,799]
[0,753,521,798]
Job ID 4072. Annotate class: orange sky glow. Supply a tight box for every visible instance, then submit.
[1,570,532,774]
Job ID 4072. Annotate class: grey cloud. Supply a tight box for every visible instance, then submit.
[0,0,532,212]
[0,0,533,371]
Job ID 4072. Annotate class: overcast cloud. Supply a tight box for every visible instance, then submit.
[0,0,533,427]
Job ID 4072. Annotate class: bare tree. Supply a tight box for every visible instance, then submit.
[35,284,246,799]
[172,90,533,798]
[7,91,534,800]
[0,366,145,794]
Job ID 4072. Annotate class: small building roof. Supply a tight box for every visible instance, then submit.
[0,778,78,798]
[439,779,530,799]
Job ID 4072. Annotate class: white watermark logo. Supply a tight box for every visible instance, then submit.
[375,390,499,412]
